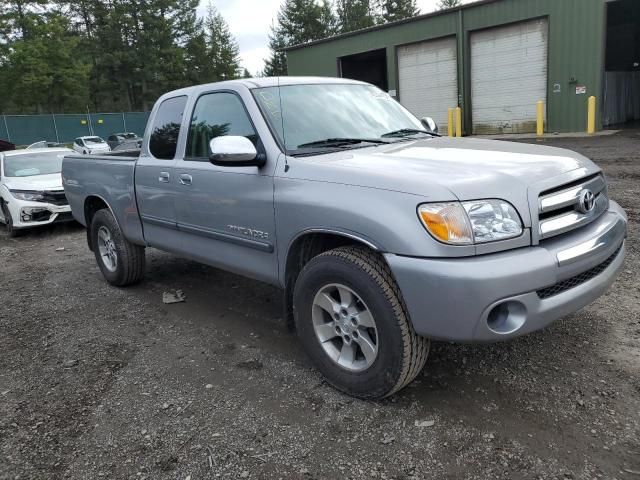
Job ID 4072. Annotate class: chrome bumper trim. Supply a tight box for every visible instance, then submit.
[556,215,626,267]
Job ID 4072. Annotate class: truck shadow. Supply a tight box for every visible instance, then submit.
[137,248,611,400]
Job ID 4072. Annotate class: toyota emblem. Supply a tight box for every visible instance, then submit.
[577,189,596,214]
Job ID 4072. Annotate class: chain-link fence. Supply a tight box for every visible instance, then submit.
[0,112,151,146]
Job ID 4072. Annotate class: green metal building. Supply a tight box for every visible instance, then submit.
[285,0,640,135]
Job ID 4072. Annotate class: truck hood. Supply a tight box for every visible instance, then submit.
[4,173,63,191]
[288,137,601,226]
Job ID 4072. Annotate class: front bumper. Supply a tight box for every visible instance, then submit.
[7,199,72,229]
[385,201,627,342]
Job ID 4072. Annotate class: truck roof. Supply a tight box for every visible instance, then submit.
[160,76,367,99]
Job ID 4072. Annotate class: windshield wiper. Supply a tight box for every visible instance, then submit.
[297,137,390,149]
[381,128,439,138]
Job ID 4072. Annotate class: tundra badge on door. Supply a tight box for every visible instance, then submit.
[227,224,269,240]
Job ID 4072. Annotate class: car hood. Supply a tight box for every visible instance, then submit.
[4,173,63,191]
[286,137,601,226]
[88,144,110,150]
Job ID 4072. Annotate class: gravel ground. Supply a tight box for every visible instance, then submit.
[1,130,639,480]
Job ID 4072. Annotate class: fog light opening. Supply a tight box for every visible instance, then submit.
[487,301,527,335]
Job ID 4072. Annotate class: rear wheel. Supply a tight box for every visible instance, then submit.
[1,201,23,238]
[90,209,145,286]
[293,246,430,399]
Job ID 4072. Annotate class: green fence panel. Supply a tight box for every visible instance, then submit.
[0,112,150,146]
[5,115,57,146]
[54,114,92,144]
[123,112,151,137]
[0,116,9,143]
[90,113,125,139]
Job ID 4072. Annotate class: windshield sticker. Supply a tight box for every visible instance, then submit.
[371,90,392,101]
[257,91,281,120]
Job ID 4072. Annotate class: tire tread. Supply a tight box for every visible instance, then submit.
[313,246,429,397]
[92,209,145,286]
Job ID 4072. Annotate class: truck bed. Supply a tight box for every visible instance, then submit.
[62,153,145,245]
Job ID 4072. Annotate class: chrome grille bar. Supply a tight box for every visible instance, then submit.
[539,175,606,214]
[538,174,608,240]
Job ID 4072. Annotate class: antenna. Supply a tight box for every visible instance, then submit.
[277,76,290,172]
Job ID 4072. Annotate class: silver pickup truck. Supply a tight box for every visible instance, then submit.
[62,77,627,399]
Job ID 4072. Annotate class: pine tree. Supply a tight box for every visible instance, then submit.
[262,0,337,76]
[0,0,48,40]
[381,0,419,23]
[242,68,252,78]
[437,0,462,10]
[336,0,379,33]
[202,3,242,82]
[262,25,288,77]
[3,11,90,113]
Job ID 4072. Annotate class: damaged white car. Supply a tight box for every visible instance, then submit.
[0,148,74,237]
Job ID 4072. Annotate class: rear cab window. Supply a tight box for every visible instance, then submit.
[149,95,188,160]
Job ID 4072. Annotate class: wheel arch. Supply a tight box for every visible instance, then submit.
[84,195,119,251]
[282,229,385,330]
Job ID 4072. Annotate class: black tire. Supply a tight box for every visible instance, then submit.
[1,201,23,238]
[293,246,430,399]
[90,209,145,286]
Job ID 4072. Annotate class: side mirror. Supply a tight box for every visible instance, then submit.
[209,136,262,167]
[420,117,438,134]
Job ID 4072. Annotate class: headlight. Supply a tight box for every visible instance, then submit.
[10,190,45,201]
[418,199,522,245]
[462,199,523,243]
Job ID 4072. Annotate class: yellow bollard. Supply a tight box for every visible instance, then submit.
[455,107,462,138]
[536,101,544,137]
[587,96,596,135]
[448,108,454,137]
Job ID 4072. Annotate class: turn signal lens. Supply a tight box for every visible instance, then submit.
[418,203,473,244]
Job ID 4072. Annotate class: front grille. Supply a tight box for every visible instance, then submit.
[40,191,68,206]
[536,244,622,299]
[537,174,608,240]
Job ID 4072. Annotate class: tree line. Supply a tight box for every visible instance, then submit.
[0,0,246,114]
[0,0,458,114]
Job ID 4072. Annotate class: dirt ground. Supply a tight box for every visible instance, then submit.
[1,130,639,480]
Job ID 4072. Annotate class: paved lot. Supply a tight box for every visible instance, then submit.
[1,131,639,480]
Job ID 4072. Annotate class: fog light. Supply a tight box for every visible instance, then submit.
[486,301,526,335]
[21,207,50,222]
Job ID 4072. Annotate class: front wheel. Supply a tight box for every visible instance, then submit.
[90,209,145,286]
[1,201,23,238]
[293,246,430,399]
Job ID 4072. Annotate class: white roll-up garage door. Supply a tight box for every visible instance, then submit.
[471,18,548,134]
[397,37,458,129]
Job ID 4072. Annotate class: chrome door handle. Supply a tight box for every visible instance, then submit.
[179,174,193,186]
[159,171,170,183]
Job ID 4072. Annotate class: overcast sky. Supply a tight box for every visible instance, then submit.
[197,0,472,75]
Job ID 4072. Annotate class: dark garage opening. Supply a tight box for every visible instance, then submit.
[603,0,640,128]
[339,48,388,91]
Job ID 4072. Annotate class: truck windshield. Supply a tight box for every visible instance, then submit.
[253,83,428,155]
[3,152,65,177]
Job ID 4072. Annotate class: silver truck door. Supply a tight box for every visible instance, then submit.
[136,95,187,251]
[172,90,277,284]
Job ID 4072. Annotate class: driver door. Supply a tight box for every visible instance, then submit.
[172,90,277,283]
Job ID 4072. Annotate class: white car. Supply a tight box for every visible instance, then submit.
[72,136,111,155]
[0,148,74,237]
